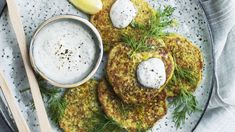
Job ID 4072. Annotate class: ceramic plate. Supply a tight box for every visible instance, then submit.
[0,0,213,131]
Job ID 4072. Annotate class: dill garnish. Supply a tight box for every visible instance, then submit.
[136,121,145,132]
[89,111,126,132]
[169,55,198,87]
[20,80,66,124]
[47,95,66,123]
[38,81,67,123]
[121,33,157,58]
[174,65,197,86]
[170,88,201,128]
[122,6,175,57]
[168,59,200,128]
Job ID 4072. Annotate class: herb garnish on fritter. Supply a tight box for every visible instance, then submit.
[20,79,67,124]
[163,34,203,128]
[122,6,176,57]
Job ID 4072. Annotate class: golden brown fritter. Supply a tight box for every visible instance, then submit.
[59,80,100,132]
[59,80,125,132]
[90,0,155,51]
[98,80,167,131]
[107,43,175,104]
[163,34,203,97]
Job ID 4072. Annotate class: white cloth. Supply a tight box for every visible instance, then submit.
[195,0,235,131]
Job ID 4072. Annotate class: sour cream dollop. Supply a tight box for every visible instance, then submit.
[110,0,137,28]
[137,58,166,89]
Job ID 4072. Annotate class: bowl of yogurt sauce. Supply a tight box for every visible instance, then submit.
[30,15,103,88]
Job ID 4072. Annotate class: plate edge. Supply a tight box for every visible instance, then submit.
[192,0,215,131]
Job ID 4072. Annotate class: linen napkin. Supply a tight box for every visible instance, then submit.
[195,0,235,131]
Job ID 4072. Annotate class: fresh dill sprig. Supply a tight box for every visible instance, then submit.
[47,95,67,123]
[38,81,60,98]
[147,6,175,38]
[168,57,200,128]
[174,66,197,86]
[121,34,157,58]
[20,80,66,124]
[90,111,126,132]
[136,121,145,132]
[39,81,66,123]
[130,22,145,30]
[158,6,176,27]
[169,56,197,87]
[170,88,201,128]
[123,6,175,57]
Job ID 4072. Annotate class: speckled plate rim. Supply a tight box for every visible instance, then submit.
[0,0,215,131]
[29,15,103,88]
[192,0,215,131]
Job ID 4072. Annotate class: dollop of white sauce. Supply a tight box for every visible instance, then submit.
[110,0,137,28]
[32,20,98,85]
[137,58,166,89]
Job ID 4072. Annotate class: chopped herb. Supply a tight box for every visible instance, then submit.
[146,6,175,38]
[121,34,157,58]
[47,95,66,123]
[89,111,126,132]
[136,121,145,132]
[19,87,30,93]
[123,6,176,57]
[170,88,201,128]
[130,21,145,30]
[20,79,66,124]
[168,58,200,128]
[174,66,197,86]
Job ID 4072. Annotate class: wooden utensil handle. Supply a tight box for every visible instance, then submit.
[6,0,52,131]
[0,71,30,132]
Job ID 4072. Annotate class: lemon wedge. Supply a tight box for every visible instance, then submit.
[69,0,103,14]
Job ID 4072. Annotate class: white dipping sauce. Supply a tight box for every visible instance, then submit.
[110,0,137,28]
[32,19,98,85]
[137,58,166,89]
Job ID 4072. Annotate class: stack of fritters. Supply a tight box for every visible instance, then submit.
[97,34,203,130]
[59,80,125,132]
[98,80,167,131]
[59,34,203,131]
[59,0,204,131]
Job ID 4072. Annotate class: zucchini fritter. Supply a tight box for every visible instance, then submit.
[59,80,102,132]
[90,0,155,51]
[98,80,167,131]
[107,43,174,104]
[59,80,124,132]
[59,80,100,131]
[163,34,203,97]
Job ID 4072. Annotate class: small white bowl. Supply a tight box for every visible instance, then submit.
[29,15,103,88]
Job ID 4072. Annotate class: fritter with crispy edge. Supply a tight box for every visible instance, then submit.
[163,34,203,97]
[98,80,167,131]
[107,42,175,104]
[59,80,124,132]
[90,0,155,51]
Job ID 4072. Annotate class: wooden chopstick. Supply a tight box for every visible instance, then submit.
[5,0,52,131]
[0,71,30,132]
